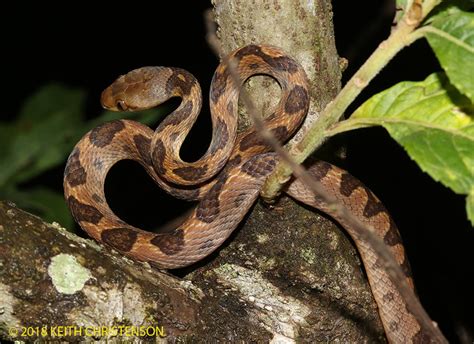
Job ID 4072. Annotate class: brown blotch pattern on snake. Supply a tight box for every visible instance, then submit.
[210,67,230,104]
[271,126,290,142]
[220,155,243,175]
[239,132,261,152]
[285,85,309,114]
[155,101,193,136]
[310,161,332,181]
[195,173,229,223]
[241,155,276,178]
[89,120,125,148]
[133,134,152,166]
[267,55,300,73]
[209,117,229,154]
[151,139,167,175]
[235,45,300,73]
[101,227,138,252]
[363,190,387,218]
[339,172,363,198]
[227,155,242,169]
[234,45,263,60]
[68,196,103,224]
[173,165,208,182]
[92,193,104,204]
[167,100,193,127]
[151,229,185,255]
[383,219,403,246]
[167,187,201,202]
[166,69,194,96]
[309,162,333,203]
[65,148,87,187]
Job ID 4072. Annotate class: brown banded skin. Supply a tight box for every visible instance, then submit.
[64,44,428,343]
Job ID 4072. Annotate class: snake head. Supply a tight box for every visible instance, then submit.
[100,87,129,111]
[100,67,173,112]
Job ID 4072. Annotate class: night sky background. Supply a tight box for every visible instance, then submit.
[2,1,473,342]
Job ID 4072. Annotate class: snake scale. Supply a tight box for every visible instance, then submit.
[64,45,430,343]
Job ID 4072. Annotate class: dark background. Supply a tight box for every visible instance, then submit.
[2,1,473,342]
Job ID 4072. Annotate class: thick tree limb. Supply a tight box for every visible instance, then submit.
[0,199,386,342]
[0,201,201,341]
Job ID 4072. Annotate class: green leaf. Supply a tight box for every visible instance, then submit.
[0,122,17,156]
[425,0,474,23]
[425,11,474,102]
[18,83,85,122]
[0,84,86,187]
[347,73,474,225]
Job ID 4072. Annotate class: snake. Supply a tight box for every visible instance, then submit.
[63,44,430,343]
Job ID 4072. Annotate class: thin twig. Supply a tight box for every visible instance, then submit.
[205,9,447,343]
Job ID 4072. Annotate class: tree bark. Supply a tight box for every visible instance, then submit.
[0,198,385,342]
[0,1,388,342]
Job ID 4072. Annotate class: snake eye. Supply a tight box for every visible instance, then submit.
[116,100,128,111]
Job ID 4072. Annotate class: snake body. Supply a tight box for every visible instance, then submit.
[64,45,429,342]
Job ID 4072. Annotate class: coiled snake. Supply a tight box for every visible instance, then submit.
[64,45,429,342]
